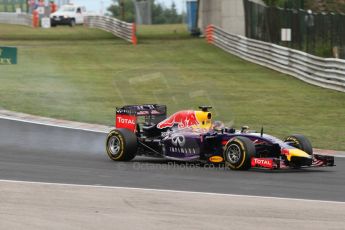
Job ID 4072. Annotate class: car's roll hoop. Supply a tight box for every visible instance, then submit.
[198,106,212,112]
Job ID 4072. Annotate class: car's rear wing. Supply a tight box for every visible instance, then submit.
[115,104,167,132]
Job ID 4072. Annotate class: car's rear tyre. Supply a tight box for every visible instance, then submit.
[223,136,256,170]
[284,134,313,155]
[106,128,137,161]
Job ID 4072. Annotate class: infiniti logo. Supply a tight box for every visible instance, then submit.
[171,134,185,147]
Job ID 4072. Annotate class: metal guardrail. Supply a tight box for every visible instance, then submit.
[206,25,345,93]
[0,12,32,26]
[84,16,137,45]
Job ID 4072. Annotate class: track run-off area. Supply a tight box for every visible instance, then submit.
[1,117,345,229]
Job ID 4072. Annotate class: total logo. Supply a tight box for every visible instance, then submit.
[117,117,135,125]
[251,158,273,168]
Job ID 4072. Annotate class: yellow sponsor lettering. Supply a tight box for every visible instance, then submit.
[209,156,224,163]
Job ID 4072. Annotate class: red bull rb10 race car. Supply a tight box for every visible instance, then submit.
[106,104,335,170]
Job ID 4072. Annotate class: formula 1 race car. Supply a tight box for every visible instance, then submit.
[106,104,335,170]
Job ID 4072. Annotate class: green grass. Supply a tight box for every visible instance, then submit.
[0,23,345,150]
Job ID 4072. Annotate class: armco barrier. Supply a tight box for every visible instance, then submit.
[206,25,345,93]
[0,12,32,26]
[84,16,137,45]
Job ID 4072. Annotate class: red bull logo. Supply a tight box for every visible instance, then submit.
[157,111,199,129]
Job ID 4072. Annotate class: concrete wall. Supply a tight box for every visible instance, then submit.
[199,0,245,36]
[199,0,264,36]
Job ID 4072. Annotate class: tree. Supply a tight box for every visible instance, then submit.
[163,2,182,24]
[107,0,183,24]
[152,2,166,24]
[262,0,286,7]
[263,0,305,9]
[107,0,135,22]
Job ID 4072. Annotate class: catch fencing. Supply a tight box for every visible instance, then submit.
[0,0,27,13]
[0,12,31,26]
[244,0,345,59]
[84,16,137,45]
[206,25,345,93]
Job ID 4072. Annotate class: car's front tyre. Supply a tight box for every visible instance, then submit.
[284,134,313,155]
[223,136,256,170]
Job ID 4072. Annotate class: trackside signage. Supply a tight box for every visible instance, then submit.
[0,47,17,65]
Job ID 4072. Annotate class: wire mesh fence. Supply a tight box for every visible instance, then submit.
[0,0,70,13]
[134,0,152,25]
[244,0,345,59]
[0,0,27,13]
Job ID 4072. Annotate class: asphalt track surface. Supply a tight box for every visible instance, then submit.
[0,118,344,202]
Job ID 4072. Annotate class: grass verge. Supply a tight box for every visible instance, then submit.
[0,23,344,150]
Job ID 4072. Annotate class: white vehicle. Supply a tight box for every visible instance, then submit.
[50,4,86,27]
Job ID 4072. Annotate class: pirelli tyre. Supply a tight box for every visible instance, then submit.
[106,128,137,161]
[224,136,256,170]
[284,134,313,155]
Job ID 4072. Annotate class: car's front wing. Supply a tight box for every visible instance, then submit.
[251,154,335,169]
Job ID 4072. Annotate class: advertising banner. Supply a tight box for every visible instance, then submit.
[0,46,17,65]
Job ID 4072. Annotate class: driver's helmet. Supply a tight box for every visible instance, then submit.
[212,121,224,131]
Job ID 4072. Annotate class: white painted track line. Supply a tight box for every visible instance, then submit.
[0,179,344,204]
